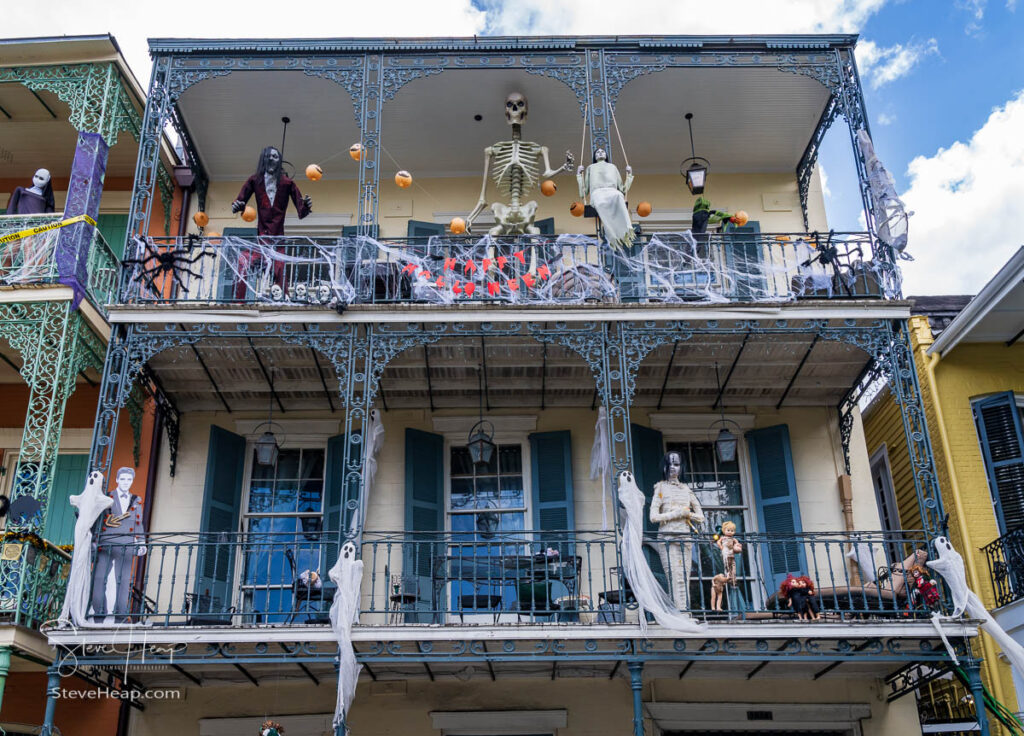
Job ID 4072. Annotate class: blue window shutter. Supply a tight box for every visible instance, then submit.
[725,220,763,299]
[747,424,806,590]
[535,217,555,236]
[973,392,1024,534]
[404,429,443,616]
[196,426,246,610]
[43,454,89,546]
[324,433,347,562]
[630,423,664,534]
[406,220,445,238]
[529,431,574,555]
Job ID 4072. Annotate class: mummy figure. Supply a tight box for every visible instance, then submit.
[465,93,574,236]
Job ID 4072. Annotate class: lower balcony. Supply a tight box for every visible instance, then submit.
[0,534,71,629]
[95,529,938,629]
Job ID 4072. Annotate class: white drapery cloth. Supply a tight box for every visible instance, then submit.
[589,188,635,250]
[358,408,386,531]
[57,471,113,628]
[845,542,878,583]
[589,406,611,531]
[329,542,364,730]
[616,471,705,635]
[857,130,910,256]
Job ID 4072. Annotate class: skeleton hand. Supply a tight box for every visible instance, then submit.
[625,166,632,175]
[303,195,313,213]
[577,165,585,176]
[231,200,245,214]
[563,151,575,172]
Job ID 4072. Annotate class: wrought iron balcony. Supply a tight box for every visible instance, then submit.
[0,213,120,313]
[0,535,71,629]
[90,529,937,628]
[982,529,1024,608]
[117,230,890,310]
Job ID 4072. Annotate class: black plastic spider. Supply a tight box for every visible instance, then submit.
[122,234,214,294]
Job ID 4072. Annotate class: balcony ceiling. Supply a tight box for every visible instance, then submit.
[179,65,831,182]
[143,322,871,413]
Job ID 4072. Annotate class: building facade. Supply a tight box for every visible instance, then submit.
[39,34,988,736]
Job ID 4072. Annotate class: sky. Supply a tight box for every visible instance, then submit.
[5,0,1024,296]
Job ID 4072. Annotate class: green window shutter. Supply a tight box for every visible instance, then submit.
[406,220,445,238]
[724,220,763,299]
[218,227,257,300]
[973,392,1024,534]
[630,424,664,534]
[529,430,574,555]
[43,454,89,546]
[535,217,555,236]
[404,429,444,616]
[95,214,130,259]
[324,433,347,563]
[196,426,246,611]
[747,424,806,590]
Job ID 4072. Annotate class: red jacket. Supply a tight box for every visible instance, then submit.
[236,174,310,236]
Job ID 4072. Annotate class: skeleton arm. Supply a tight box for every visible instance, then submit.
[466,147,494,231]
[622,167,634,195]
[540,146,575,178]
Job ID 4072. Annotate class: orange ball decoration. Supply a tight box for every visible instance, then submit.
[636,201,652,217]
[242,205,257,223]
[349,143,362,161]
[192,211,209,228]
[395,170,413,189]
[569,201,585,217]
[540,180,557,196]
[450,217,467,235]
[732,210,749,227]
[305,164,323,181]
[206,230,221,239]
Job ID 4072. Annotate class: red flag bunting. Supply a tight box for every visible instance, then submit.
[538,264,551,280]
[497,256,508,269]
[522,273,536,288]
[453,281,463,294]
[464,282,476,296]
[444,257,457,271]
[464,259,477,274]
[482,258,492,272]
[513,250,526,264]
[402,263,417,275]
[508,278,519,291]
[487,281,500,296]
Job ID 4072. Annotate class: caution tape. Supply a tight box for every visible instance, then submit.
[0,214,98,246]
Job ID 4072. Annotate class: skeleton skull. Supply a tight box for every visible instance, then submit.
[505,93,528,125]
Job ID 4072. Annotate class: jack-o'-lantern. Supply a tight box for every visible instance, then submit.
[193,211,209,228]
[569,201,585,217]
[636,201,652,217]
[731,210,749,227]
[305,164,323,181]
[450,217,467,235]
[395,170,413,189]
[206,230,221,239]
[349,143,362,161]
[242,205,257,223]
[540,180,557,196]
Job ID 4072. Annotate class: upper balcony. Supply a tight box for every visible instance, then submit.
[116,34,902,318]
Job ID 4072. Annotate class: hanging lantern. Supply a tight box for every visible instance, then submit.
[254,429,279,466]
[349,143,362,161]
[680,113,711,196]
[305,164,323,181]
[541,180,557,196]
[636,201,652,217]
[467,420,496,468]
[193,211,209,228]
[395,170,413,188]
[242,205,257,223]
[714,426,738,463]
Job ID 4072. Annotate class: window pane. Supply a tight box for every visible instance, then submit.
[499,445,522,475]
[272,484,298,513]
[276,449,301,479]
[248,485,273,513]
[690,443,716,483]
[450,446,473,476]
[300,449,324,480]
[451,477,475,510]
[251,456,274,482]
[298,483,322,513]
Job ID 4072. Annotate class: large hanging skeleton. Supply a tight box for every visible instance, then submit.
[466,93,575,235]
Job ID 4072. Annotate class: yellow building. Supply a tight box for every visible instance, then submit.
[864,246,1024,732]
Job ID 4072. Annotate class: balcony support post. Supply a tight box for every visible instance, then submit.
[55,131,108,309]
[40,663,61,736]
[628,660,645,736]
[356,54,383,236]
[586,48,611,157]
[0,646,10,711]
[125,55,173,248]
[964,660,990,736]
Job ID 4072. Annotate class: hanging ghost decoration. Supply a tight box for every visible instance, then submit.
[57,471,114,628]
[589,406,612,531]
[329,540,364,731]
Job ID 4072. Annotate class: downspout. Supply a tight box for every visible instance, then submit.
[924,346,1008,708]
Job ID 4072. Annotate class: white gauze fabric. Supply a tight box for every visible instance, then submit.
[617,470,705,634]
[589,188,635,250]
[589,406,611,531]
[57,471,113,628]
[857,130,910,256]
[845,542,877,584]
[329,541,364,730]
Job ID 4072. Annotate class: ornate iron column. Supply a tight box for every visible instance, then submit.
[628,660,645,736]
[587,48,611,156]
[126,55,174,242]
[40,663,61,736]
[357,54,383,236]
[964,660,991,736]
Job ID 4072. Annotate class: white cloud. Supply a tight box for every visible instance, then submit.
[856,38,939,89]
[900,89,1024,295]
[956,0,987,34]
[819,164,832,199]
[877,112,897,125]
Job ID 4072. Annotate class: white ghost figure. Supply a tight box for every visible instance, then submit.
[329,540,364,730]
[928,536,1024,678]
[845,542,877,584]
[589,407,611,531]
[57,470,114,628]
[616,471,705,635]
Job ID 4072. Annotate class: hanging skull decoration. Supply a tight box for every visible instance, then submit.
[505,92,528,125]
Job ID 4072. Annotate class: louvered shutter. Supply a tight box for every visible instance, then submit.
[196,426,246,612]
[973,393,1024,534]
[324,434,347,564]
[404,429,444,618]
[530,431,575,556]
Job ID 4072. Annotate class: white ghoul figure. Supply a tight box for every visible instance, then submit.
[928,536,1024,677]
[617,471,705,634]
[577,148,635,250]
[57,471,113,628]
[329,540,364,731]
[466,93,574,235]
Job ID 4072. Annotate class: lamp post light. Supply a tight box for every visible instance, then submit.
[680,113,710,196]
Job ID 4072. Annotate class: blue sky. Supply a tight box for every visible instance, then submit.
[6,0,1024,295]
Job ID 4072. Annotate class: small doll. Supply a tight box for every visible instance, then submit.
[710,521,743,611]
[909,565,940,611]
[779,574,820,621]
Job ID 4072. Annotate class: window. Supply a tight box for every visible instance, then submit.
[870,445,900,533]
[241,447,325,620]
[973,393,1024,535]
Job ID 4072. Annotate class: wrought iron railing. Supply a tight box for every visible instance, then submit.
[982,529,1024,608]
[118,230,887,308]
[0,536,71,629]
[90,529,937,627]
[0,213,121,312]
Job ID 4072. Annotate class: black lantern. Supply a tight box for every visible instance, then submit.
[708,362,742,464]
[467,364,495,468]
[680,113,710,195]
[253,366,284,466]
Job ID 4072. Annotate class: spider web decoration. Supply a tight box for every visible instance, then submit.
[0,229,62,284]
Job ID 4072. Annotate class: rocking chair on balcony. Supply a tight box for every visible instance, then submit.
[284,548,335,625]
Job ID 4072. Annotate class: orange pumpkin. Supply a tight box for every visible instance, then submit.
[349,143,362,161]
[205,230,221,239]
[242,205,257,223]
[305,164,323,181]
[192,211,209,228]
[450,217,467,235]
[395,170,412,189]
[540,180,557,196]
[636,201,652,217]
[732,210,749,227]
[569,201,585,217]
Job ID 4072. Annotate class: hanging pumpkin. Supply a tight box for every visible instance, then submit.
[349,143,362,161]
[731,210,749,227]
[192,211,209,228]
[242,205,257,223]
[450,217,466,235]
[206,230,221,239]
[395,170,413,189]
[305,164,323,181]
[636,201,652,217]
[569,201,585,217]
[540,180,557,197]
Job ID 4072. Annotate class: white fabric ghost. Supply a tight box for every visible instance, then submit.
[357,408,386,531]
[589,407,611,531]
[329,540,364,730]
[616,471,705,634]
[928,536,1024,678]
[856,129,910,256]
[57,471,114,628]
[845,542,877,584]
